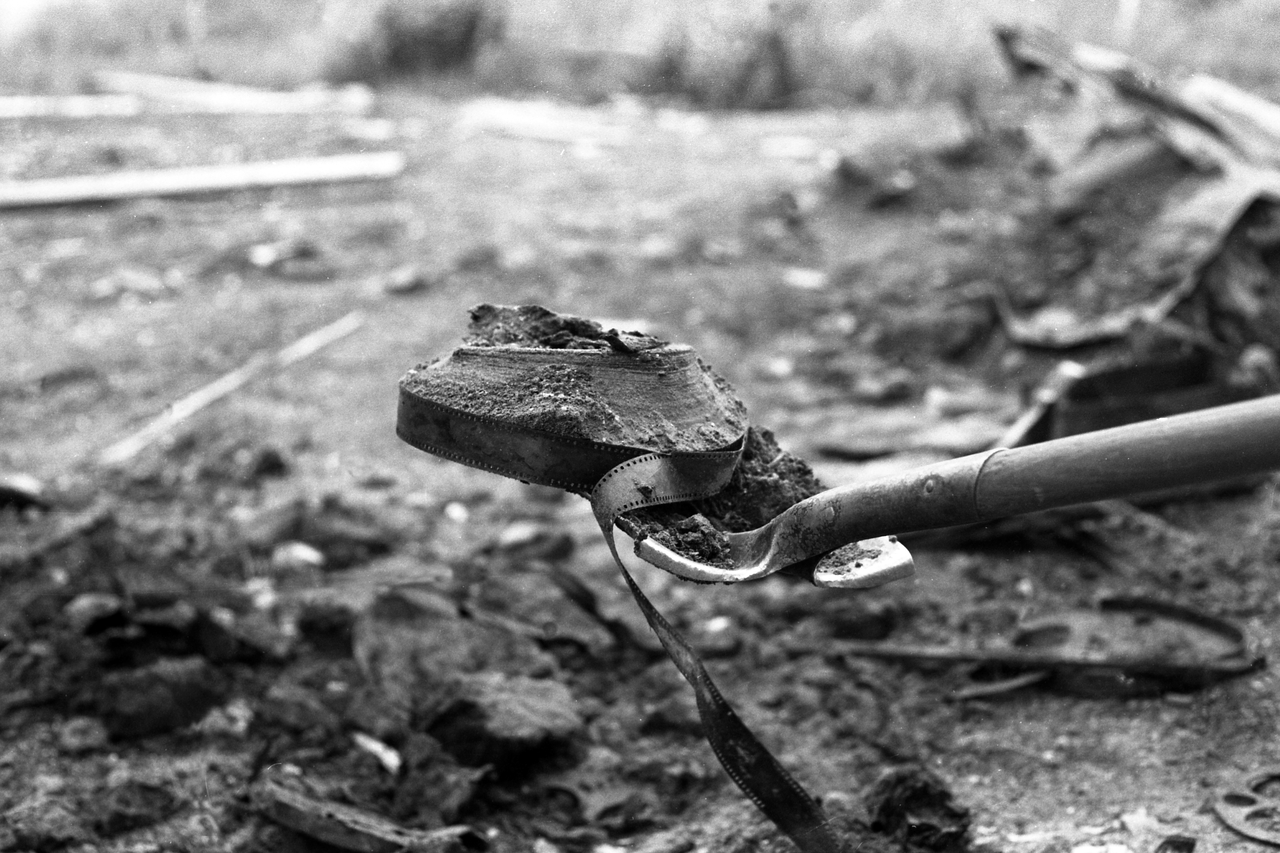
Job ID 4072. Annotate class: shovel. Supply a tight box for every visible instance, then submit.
[396,306,1280,853]
[398,306,1280,589]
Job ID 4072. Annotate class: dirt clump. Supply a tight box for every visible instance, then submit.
[464,303,661,351]
[865,766,971,853]
[626,426,826,567]
[700,426,824,531]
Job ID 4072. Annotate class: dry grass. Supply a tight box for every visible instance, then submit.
[2,0,1279,106]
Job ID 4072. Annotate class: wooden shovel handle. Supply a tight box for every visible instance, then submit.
[973,392,1280,519]
[760,394,1280,564]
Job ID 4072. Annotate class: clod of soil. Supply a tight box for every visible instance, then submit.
[94,655,228,739]
[3,796,91,851]
[865,766,971,853]
[623,426,826,568]
[427,672,584,773]
[464,303,638,350]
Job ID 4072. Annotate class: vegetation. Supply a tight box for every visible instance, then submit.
[3,0,1280,106]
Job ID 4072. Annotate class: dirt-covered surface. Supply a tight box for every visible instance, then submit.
[627,426,826,567]
[401,303,748,452]
[4,82,1280,853]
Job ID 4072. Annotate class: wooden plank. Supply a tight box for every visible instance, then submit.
[92,70,374,115]
[0,151,405,209]
[0,94,141,119]
[98,311,366,467]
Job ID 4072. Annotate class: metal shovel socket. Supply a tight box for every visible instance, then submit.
[692,392,1280,574]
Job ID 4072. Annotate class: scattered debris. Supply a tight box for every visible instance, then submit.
[63,592,126,634]
[247,237,337,281]
[251,772,485,853]
[10,20,1280,849]
[1213,767,1280,846]
[865,766,971,853]
[824,597,1261,700]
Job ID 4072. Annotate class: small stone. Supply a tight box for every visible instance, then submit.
[429,672,584,771]
[193,698,254,738]
[96,656,227,739]
[270,541,327,576]
[380,264,433,295]
[63,593,125,634]
[57,716,109,754]
[848,369,915,403]
[687,616,742,658]
[237,445,290,480]
[294,598,358,656]
[4,796,91,849]
[223,610,297,661]
[354,588,559,732]
[89,266,167,301]
[247,238,332,281]
[492,521,574,561]
[133,599,200,637]
[353,731,402,774]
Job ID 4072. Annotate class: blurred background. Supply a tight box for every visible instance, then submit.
[4,0,1280,107]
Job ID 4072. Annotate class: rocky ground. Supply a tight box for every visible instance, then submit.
[2,79,1280,853]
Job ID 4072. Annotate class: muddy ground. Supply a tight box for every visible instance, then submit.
[2,82,1280,853]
